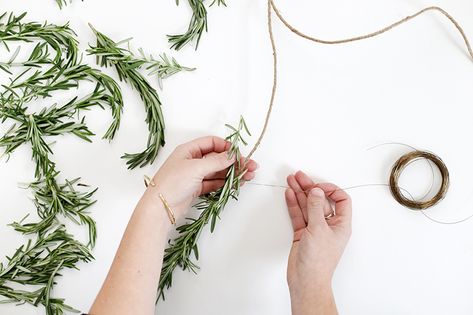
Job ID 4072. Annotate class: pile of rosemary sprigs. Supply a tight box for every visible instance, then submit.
[0,11,191,314]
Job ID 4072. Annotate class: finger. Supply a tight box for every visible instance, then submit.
[317,183,352,222]
[285,188,306,233]
[294,171,333,217]
[287,174,302,192]
[242,171,255,181]
[287,175,308,223]
[295,170,315,191]
[306,188,328,229]
[197,151,235,176]
[205,171,256,183]
[202,172,254,194]
[177,136,231,159]
[204,157,258,180]
[203,152,227,179]
[242,158,258,172]
[200,179,226,195]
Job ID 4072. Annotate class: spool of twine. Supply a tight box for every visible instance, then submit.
[389,151,450,210]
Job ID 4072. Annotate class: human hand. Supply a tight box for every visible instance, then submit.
[285,171,352,314]
[147,136,257,220]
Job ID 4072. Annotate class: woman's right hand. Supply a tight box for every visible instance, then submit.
[146,136,257,222]
[285,171,352,315]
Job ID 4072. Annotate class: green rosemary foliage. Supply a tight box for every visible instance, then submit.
[0,12,123,139]
[87,69,124,140]
[10,176,98,247]
[0,102,99,312]
[0,12,123,314]
[55,0,70,9]
[134,49,195,87]
[0,225,93,314]
[169,0,227,50]
[0,42,51,74]
[0,12,78,65]
[0,72,122,153]
[0,86,100,312]
[88,25,193,168]
[157,116,250,300]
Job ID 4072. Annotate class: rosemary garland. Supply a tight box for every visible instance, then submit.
[169,0,228,50]
[88,26,194,169]
[0,12,120,314]
[157,116,250,300]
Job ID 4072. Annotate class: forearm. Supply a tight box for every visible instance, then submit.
[290,283,338,315]
[90,190,171,315]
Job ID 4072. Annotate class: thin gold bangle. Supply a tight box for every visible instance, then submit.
[144,175,176,225]
[158,193,176,225]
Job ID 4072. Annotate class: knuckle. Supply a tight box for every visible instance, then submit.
[174,143,186,153]
[309,197,323,208]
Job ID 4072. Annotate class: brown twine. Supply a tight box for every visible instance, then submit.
[246,0,473,162]
[269,1,473,54]
[242,1,473,221]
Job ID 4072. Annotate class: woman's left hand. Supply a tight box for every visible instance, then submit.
[147,136,258,219]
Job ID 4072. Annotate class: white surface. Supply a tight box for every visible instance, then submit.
[1,0,473,314]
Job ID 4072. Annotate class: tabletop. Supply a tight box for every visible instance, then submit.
[1,0,473,314]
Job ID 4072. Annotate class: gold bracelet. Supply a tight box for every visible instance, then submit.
[144,175,176,225]
[158,193,176,225]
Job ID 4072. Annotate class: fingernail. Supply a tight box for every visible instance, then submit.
[310,187,324,197]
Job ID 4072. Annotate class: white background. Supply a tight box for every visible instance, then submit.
[1,0,473,314]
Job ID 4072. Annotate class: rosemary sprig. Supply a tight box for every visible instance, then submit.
[157,116,250,300]
[10,175,98,246]
[0,43,51,74]
[0,225,93,314]
[0,12,78,65]
[169,0,227,50]
[134,50,195,88]
[88,25,193,168]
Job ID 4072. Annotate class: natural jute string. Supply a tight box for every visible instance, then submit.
[244,1,473,215]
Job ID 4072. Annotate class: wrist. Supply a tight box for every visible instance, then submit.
[288,270,333,293]
[138,189,175,232]
[150,175,185,212]
[289,279,333,304]
[289,282,335,315]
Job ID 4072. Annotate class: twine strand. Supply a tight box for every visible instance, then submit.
[247,1,473,161]
[270,1,473,57]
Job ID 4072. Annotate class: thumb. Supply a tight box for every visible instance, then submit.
[307,187,327,229]
[198,151,235,176]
